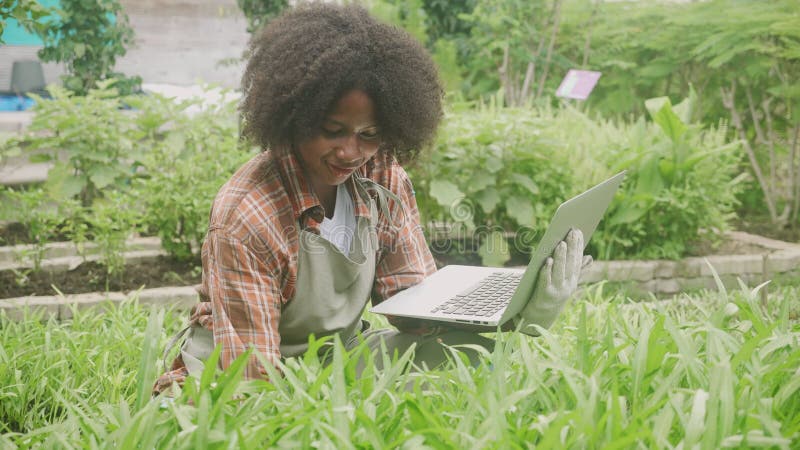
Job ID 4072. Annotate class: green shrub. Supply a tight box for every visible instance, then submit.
[33,0,140,95]
[17,81,144,207]
[567,97,744,260]
[0,187,75,269]
[83,190,141,280]
[409,100,576,266]
[409,96,742,263]
[128,91,255,262]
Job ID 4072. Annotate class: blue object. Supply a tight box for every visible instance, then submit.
[0,95,36,112]
[1,0,61,45]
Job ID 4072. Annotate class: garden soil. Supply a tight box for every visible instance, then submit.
[0,256,201,299]
[0,227,786,300]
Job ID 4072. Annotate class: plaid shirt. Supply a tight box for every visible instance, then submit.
[154,150,437,394]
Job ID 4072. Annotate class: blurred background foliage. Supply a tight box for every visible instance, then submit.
[240,0,798,235]
[1,0,798,269]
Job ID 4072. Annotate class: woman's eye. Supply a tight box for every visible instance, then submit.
[359,128,380,140]
[321,125,342,136]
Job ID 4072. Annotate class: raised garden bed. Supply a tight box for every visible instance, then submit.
[578,231,800,297]
[0,234,201,320]
[0,230,798,321]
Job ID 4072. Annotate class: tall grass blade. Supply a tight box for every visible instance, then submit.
[704,258,727,298]
[134,308,164,412]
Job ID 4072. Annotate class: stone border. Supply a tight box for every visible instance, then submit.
[0,286,198,321]
[0,236,164,272]
[1,231,799,321]
[578,231,800,296]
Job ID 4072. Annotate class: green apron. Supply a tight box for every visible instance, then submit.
[166,176,493,378]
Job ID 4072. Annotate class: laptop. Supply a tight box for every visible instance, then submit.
[370,171,626,327]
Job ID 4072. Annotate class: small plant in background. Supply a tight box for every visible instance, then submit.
[590,95,743,260]
[0,187,70,270]
[31,0,140,95]
[19,81,144,207]
[409,100,576,266]
[83,190,140,283]
[237,0,290,33]
[130,90,254,262]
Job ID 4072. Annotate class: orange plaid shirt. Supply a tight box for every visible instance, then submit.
[154,149,437,393]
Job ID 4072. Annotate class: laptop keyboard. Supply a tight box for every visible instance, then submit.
[430,271,523,317]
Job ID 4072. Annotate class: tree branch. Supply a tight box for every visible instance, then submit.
[720,81,778,222]
[536,0,564,100]
[761,96,776,199]
[791,123,800,227]
[745,84,767,146]
[581,0,601,68]
[520,61,535,103]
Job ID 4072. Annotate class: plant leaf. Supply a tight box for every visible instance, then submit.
[509,173,539,195]
[478,231,510,267]
[89,166,118,189]
[645,98,687,143]
[475,187,501,214]
[429,179,463,208]
[505,195,534,227]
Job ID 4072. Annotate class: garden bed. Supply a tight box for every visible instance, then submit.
[579,231,800,298]
[1,229,798,322]
[0,255,201,299]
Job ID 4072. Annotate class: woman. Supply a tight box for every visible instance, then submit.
[154,2,586,395]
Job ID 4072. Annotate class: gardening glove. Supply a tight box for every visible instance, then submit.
[516,228,592,336]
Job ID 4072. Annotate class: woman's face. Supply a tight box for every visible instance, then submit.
[296,89,381,195]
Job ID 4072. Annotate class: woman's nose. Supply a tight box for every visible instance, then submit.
[337,134,362,161]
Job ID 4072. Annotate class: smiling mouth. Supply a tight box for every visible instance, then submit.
[328,163,358,178]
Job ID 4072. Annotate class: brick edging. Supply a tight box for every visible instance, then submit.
[0,236,164,271]
[0,286,198,321]
[578,231,800,296]
[2,231,798,320]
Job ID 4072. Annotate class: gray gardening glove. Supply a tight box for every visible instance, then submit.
[516,228,592,336]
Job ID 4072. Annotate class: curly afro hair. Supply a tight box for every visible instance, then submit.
[239,1,444,164]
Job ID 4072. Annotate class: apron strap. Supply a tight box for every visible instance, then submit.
[162,325,192,372]
[353,175,407,230]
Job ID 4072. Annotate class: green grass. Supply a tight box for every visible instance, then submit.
[1,280,799,449]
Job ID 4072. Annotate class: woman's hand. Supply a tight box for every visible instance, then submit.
[516,228,592,335]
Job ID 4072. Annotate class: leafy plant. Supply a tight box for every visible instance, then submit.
[0,0,50,44]
[409,100,576,266]
[32,0,140,95]
[410,96,742,263]
[4,83,252,266]
[17,81,143,207]
[2,283,798,447]
[236,0,289,34]
[82,190,140,282]
[0,187,77,270]
[129,90,255,262]
[590,95,743,260]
